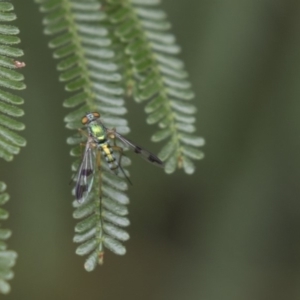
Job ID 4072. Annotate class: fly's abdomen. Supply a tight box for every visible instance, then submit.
[100,143,118,171]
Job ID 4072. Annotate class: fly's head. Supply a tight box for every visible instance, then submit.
[81,112,100,126]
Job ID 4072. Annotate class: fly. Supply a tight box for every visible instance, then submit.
[74,112,164,202]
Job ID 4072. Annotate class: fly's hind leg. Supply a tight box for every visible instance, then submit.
[107,128,132,185]
[111,145,132,185]
[111,145,124,170]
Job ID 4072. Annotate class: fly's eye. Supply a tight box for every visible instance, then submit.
[81,116,88,125]
[92,112,100,118]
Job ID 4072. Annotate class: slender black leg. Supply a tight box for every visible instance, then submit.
[111,145,132,185]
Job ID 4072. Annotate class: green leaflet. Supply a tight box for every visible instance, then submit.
[151,128,172,142]
[103,235,126,255]
[103,224,130,241]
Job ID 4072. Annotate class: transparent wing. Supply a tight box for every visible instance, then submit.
[112,131,164,168]
[75,139,96,202]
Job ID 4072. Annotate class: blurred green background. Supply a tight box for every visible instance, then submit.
[2,0,300,299]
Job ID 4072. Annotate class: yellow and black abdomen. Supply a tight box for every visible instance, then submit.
[100,143,118,171]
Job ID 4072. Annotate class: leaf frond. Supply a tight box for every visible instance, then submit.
[37,0,130,270]
[0,1,26,293]
[0,182,17,294]
[0,0,26,162]
[106,0,205,174]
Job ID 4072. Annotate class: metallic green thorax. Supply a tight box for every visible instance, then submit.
[88,121,107,143]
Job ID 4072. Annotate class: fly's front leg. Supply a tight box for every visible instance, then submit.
[78,128,89,138]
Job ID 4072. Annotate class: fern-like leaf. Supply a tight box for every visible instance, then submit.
[0,1,26,293]
[37,0,131,271]
[106,0,204,174]
[0,0,26,162]
[0,182,17,294]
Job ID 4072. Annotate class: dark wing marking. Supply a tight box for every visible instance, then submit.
[112,131,164,168]
[75,139,96,202]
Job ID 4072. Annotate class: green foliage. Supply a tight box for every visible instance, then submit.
[0,0,26,162]
[105,0,205,174]
[0,1,26,293]
[37,0,130,271]
[0,182,17,294]
[37,0,204,270]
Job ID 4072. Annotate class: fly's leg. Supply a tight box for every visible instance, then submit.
[111,145,124,169]
[78,128,89,137]
[111,144,132,185]
[107,128,132,185]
